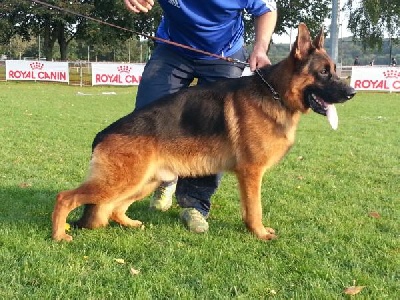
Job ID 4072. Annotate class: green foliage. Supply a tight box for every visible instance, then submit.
[1,1,334,61]
[269,36,400,66]
[0,0,159,61]
[0,1,399,63]
[345,0,400,50]
[276,0,331,36]
[0,82,399,298]
[243,0,331,46]
[1,33,399,65]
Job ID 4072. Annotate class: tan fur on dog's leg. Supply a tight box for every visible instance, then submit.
[52,144,158,241]
[110,194,143,227]
[236,167,277,240]
[52,189,84,242]
[110,181,160,227]
[52,180,125,241]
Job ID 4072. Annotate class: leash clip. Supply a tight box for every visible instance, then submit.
[272,92,281,101]
[228,58,250,67]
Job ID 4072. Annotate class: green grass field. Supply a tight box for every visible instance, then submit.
[0,82,398,299]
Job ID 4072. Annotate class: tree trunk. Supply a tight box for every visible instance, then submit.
[57,24,68,61]
[42,16,57,61]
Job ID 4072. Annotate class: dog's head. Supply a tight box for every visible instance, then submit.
[287,23,356,129]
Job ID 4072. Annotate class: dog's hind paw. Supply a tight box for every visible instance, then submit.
[111,213,143,228]
[52,232,73,242]
[125,219,143,228]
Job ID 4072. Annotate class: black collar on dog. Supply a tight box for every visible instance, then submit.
[255,68,281,101]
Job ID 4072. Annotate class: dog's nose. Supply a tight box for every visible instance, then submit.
[346,87,356,99]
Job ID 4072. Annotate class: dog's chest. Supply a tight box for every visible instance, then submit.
[257,113,300,168]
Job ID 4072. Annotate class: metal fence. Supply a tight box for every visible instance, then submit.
[68,61,92,86]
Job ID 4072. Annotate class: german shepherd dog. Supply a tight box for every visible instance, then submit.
[52,23,355,242]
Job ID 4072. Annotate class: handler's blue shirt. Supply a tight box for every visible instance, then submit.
[156,0,277,59]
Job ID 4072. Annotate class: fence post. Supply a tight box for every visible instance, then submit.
[80,61,83,87]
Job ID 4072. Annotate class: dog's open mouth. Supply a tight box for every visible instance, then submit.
[307,93,338,130]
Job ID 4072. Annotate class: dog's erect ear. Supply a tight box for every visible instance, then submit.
[293,23,312,60]
[313,26,325,49]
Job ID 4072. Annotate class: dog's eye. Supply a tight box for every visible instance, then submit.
[320,68,328,75]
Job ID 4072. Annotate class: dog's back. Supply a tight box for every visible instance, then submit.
[93,77,251,149]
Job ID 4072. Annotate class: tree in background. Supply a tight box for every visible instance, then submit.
[275,0,331,40]
[0,0,93,60]
[344,0,399,50]
[0,0,333,61]
[75,0,161,59]
[243,0,331,55]
[1,0,398,61]
[0,0,160,61]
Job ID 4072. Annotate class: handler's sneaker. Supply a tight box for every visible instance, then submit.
[180,208,209,233]
[149,181,176,211]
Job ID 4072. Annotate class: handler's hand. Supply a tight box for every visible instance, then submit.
[124,0,154,13]
[248,44,272,71]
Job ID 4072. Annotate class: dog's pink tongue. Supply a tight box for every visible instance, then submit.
[326,104,338,130]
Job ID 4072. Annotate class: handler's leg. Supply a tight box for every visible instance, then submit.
[176,47,246,233]
[135,44,194,109]
[135,44,194,210]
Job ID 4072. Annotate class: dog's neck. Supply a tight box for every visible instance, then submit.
[255,62,291,109]
[253,61,303,135]
[255,68,280,101]
[256,59,302,112]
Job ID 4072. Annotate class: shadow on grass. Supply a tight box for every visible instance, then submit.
[1,184,255,246]
[0,186,186,240]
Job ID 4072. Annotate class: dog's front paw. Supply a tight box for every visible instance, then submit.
[255,227,277,241]
[263,233,278,240]
[265,227,275,234]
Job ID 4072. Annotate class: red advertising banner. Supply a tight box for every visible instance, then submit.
[6,60,69,83]
[91,63,145,86]
[350,66,400,92]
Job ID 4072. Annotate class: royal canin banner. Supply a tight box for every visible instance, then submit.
[6,60,69,83]
[351,66,400,92]
[92,63,145,86]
